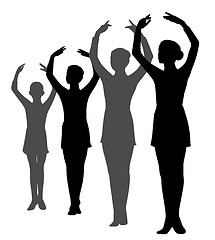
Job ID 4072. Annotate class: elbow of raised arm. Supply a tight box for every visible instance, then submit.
[132,48,142,61]
[11,82,16,92]
[132,48,138,58]
[196,38,200,48]
[192,37,199,52]
[46,70,52,79]
[148,52,153,62]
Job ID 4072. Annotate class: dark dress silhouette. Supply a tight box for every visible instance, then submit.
[90,21,153,226]
[132,13,199,234]
[45,47,99,215]
[12,64,56,210]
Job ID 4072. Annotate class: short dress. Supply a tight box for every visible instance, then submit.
[101,78,137,147]
[61,120,91,150]
[101,110,135,146]
[23,103,49,155]
[151,69,191,147]
[58,88,93,151]
[23,128,48,155]
[151,105,190,147]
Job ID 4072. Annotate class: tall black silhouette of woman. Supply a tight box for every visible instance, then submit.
[90,20,153,226]
[12,64,56,210]
[45,47,99,215]
[132,13,199,234]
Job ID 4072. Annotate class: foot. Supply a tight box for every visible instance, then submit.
[119,219,128,226]
[173,218,186,234]
[110,220,119,227]
[157,226,172,234]
[38,199,46,210]
[27,201,37,211]
[157,220,172,234]
[68,206,81,215]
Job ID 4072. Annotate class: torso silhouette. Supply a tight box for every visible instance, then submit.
[23,101,50,155]
[151,66,192,147]
[132,15,199,149]
[56,87,92,149]
[101,74,138,146]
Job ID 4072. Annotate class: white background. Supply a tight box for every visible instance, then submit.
[1,0,214,239]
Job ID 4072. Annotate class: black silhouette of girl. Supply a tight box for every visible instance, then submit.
[45,47,99,215]
[12,64,56,210]
[90,21,153,226]
[132,13,199,234]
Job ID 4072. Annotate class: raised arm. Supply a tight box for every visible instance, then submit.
[132,15,161,78]
[164,12,199,72]
[40,63,56,110]
[126,20,153,82]
[46,46,66,93]
[11,64,30,107]
[77,49,99,94]
[89,21,112,80]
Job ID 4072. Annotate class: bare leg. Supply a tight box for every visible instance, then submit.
[63,147,88,215]
[155,146,186,234]
[27,154,37,210]
[102,144,134,226]
[172,148,186,234]
[37,153,47,210]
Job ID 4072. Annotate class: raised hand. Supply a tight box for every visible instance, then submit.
[16,64,25,75]
[137,14,151,29]
[163,12,185,25]
[125,20,136,33]
[77,49,89,58]
[52,46,66,57]
[39,63,47,72]
[96,21,111,35]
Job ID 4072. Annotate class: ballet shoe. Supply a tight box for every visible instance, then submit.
[157,226,172,234]
[173,218,186,234]
[119,219,128,225]
[157,220,172,234]
[109,219,127,226]
[38,199,46,210]
[68,206,81,215]
[109,220,119,227]
[27,201,37,211]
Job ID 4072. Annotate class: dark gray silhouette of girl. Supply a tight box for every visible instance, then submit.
[45,47,99,215]
[90,21,153,226]
[132,13,199,234]
[12,64,56,210]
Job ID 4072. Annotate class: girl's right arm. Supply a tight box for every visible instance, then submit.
[40,64,57,109]
[77,49,99,94]
[11,64,30,107]
[46,46,66,94]
[89,21,113,81]
[132,15,161,79]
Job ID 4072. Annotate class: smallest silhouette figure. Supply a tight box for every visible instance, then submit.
[12,64,56,210]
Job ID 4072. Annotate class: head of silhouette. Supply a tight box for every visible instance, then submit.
[29,82,44,100]
[111,48,130,72]
[158,40,183,65]
[66,65,84,85]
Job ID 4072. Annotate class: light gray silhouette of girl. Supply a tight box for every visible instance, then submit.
[12,64,56,210]
[89,21,153,226]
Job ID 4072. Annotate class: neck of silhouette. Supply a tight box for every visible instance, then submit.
[163,61,177,71]
[114,68,126,76]
[69,83,80,91]
[32,97,42,104]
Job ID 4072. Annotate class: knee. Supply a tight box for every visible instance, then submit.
[37,164,44,172]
